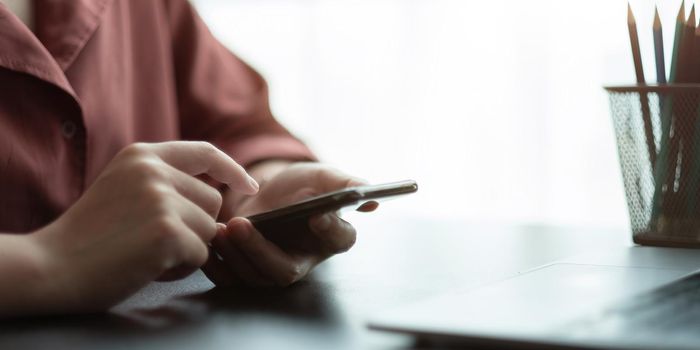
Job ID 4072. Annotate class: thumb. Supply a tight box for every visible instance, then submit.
[224,217,256,242]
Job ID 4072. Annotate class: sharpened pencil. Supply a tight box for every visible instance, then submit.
[676,5,695,83]
[628,3,646,83]
[687,28,700,214]
[669,1,686,83]
[627,2,656,169]
[671,5,695,215]
[653,7,667,84]
[679,5,700,215]
[652,1,686,223]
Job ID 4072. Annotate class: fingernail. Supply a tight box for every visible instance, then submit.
[247,176,259,194]
[357,201,379,212]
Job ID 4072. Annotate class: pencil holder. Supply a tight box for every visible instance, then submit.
[606,84,700,247]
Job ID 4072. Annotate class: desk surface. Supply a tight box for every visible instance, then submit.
[0,213,629,349]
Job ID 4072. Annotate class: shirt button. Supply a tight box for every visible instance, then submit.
[61,120,77,139]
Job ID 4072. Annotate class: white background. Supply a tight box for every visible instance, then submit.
[191,0,686,230]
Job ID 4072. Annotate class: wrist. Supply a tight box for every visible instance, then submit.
[0,232,53,316]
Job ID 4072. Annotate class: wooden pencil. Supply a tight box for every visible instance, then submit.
[669,1,686,82]
[694,19,700,82]
[653,6,666,84]
[652,1,685,225]
[676,5,695,83]
[627,3,656,169]
[665,3,696,221]
[686,14,700,215]
[673,5,695,217]
[628,3,646,83]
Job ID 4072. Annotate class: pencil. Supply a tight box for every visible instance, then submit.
[652,1,685,224]
[627,3,656,168]
[676,5,695,83]
[673,5,695,217]
[679,8,700,217]
[694,19,700,82]
[653,6,667,84]
[669,1,686,82]
[628,3,646,83]
[689,21,700,215]
[687,69,700,215]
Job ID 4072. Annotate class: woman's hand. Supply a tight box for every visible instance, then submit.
[23,142,258,315]
[202,162,376,287]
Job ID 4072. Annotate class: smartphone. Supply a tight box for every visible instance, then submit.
[247,179,418,226]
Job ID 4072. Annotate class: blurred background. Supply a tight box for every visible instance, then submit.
[191,0,683,230]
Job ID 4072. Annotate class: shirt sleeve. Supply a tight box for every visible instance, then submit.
[163,0,316,167]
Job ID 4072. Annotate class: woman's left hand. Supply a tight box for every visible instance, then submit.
[202,162,376,287]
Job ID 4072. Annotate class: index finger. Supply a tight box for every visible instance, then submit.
[147,141,259,195]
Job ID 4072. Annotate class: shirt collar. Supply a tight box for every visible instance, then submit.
[0,0,111,100]
[0,2,74,96]
[34,0,112,71]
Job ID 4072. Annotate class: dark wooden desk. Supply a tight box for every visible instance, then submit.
[0,213,629,349]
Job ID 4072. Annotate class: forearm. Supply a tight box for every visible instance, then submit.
[219,159,295,221]
[0,233,47,317]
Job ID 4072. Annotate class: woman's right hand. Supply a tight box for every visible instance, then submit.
[26,141,258,314]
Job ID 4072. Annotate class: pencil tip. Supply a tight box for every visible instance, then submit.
[654,6,661,28]
[689,4,695,25]
[628,2,636,24]
[679,0,686,22]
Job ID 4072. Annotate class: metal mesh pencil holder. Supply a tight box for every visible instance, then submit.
[606,84,700,247]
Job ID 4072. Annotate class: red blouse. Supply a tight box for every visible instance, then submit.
[0,0,313,233]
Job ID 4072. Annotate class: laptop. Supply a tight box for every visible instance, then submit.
[368,246,700,349]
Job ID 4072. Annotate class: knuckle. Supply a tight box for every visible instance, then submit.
[151,216,180,239]
[149,218,184,257]
[213,188,223,207]
[197,219,218,242]
[192,242,209,267]
[197,141,218,155]
[130,158,168,182]
[145,217,189,271]
[142,183,174,210]
[208,188,223,216]
[120,142,150,158]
